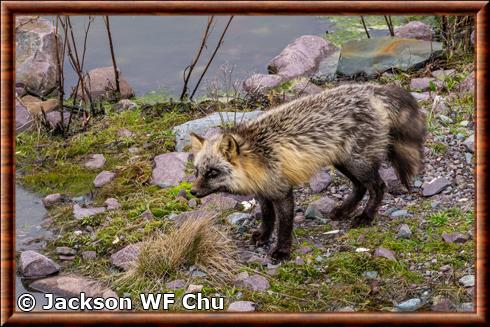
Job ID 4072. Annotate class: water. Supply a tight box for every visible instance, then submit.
[54,16,333,97]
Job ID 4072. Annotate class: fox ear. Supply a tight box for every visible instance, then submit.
[190,133,205,153]
[220,134,239,162]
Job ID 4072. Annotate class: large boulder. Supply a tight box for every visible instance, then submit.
[29,274,117,298]
[19,250,60,278]
[20,95,59,114]
[395,21,433,41]
[16,100,33,132]
[242,74,285,93]
[16,17,60,96]
[337,37,443,77]
[74,67,134,102]
[172,111,262,152]
[151,152,190,188]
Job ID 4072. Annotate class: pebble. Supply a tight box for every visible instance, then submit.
[396,298,422,311]
[442,232,467,244]
[226,212,252,225]
[166,279,186,290]
[227,301,256,312]
[185,284,203,293]
[397,224,412,239]
[363,271,378,279]
[374,247,396,261]
[459,275,475,287]
[390,209,410,218]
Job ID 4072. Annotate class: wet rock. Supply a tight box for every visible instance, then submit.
[30,274,117,298]
[397,224,412,239]
[16,100,33,132]
[73,204,106,220]
[172,111,262,152]
[337,37,442,77]
[166,279,186,290]
[185,284,203,293]
[309,168,331,193]
[93,171,116,188]
[305,196,336,219]
[374,247,396,261]
[151,152,190,188]
[104,198,121,210]
[458,71,474,95]
[74,66,134,102]
[236,273,270,292]
[20,250,60,278]
[395,21,433,41]
[421,177,451,196]
[410,77,443,91]
[227,301,256,312]
[463,134,474,153]
[431,297,456,311]
[21,95,59,114]
[84,154,106,170]
[42,193,63,207]
[117,128,134,138]
[110,244,141,271]
[82,251,97,260]
[459,275,475,287]
[432,69,455,80]
[226,212,252,225]
[442,232,467,244]
[113,99,137,112]
[201,193,239,211]
[396,298,422,311]
[16,17,60,96]
[56,246,76,256]
[380,166,404,194]
[242,74,285,93]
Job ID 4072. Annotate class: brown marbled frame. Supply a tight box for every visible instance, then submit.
[1,1,488,326]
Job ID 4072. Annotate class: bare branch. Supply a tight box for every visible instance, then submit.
[360,16,371,39]
[104,16,121,99]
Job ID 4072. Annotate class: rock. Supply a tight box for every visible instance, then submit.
[227,301,256,312]
[30,274,117,298]
[410,77,443,91]
[267,35,338,80]
[104,198,121,210]
[84,154,106,170]
[438,114,453,124]
[242,74,285,93]
[42,193,63,207]
[459,302,474,312]
[432,96,448,113]
[74,66,134,102]
[442,232,467,244]
[226,212,252,225]
[296,246,312,254]
[93,171,116,188]
[16,100,33,132]
[201,193,239,211]
[374,247,396,261]
[236,274,270,292]
[432,69,456,80]
[246,255,271,266]
[117,128,134,138]
[172,111,262,152]
[396,298,422,311]
[309,169,331,193]
[73,204,106,220]
[390,210,410,218]
[43,110,70,129]
[290,78,324,97]
[166,279,186,290]
[171,209,214,225]
[465,153,473,164]
[59,255,75,261]
[19,250,60,278]
[110,244,141,271]
[363,271,378,279]
[305,196,336,219]
[337,37,443,77]
[16,17,60,96]
[293,213,305,224]
[82,251,96,260]
[21,95,59,114]
[395,21,433,41]
[113,99,137,112]
[459,275,475,287]
[56,246,76,256]
[295,256,305,265]
[139,210,154,220]
[431,297,456,311]
[185,284,203,293]
[410,92,432,102]
[151,152,190,188]
[463,134,474,153]
[379,166,404,194]
[397,224,412,239]
[458,71,474,94]
[314,48,341,82]
[421,177,451,196]
[188,199,198,208]
[439,264,452,273]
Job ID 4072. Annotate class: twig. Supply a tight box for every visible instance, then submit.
[190,16,234,100]
[384,15,395,37]
[54,16,69,135]
[104,16,120,99]
[360,16,371,39]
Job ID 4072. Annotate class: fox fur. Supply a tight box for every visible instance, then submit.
[189,83,426,260]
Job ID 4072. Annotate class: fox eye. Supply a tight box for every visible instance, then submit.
[206,168,220,179]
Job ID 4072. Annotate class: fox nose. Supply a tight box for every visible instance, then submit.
[190,189,197,196]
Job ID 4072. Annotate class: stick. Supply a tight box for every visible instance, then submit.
[104,16,121,99]
[360,16,371,39]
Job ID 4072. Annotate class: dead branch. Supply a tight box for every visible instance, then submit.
[360,16,371,39]
[103,16,120,99]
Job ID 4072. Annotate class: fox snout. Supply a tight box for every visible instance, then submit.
[190,178,213,198]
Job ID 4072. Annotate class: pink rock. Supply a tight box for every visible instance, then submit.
[110,244,141,271]
[73,204,106,220]
[104,198,121,210]
[227,301,256,312]
[151,152,190,188]
[84,154,106,170]
[395,21,433,41]
[74,66,134,102]
[20,250,60,278]
[374,247,396,261]
[242,73,285,93]
[442,232,467,244]
[93,171,116,188]
[201,193,239,211]
[309,168,331,193]
[42,193,63,207]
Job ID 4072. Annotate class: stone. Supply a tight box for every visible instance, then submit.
[84,154,106,170]
[421,177,451,196]
[374,247,396,261]
[242,74,285,93]
[172,111,262,152]
[463,134,474,153]
[337,37,443,77]
[201,193,239,211]
[166,279,186,290]
[309,168,331,193]
[305,196,336,219]
[19,250,60,278]
[390,210,410,218]
[459,275,475,287]
[396,298,422,311]
[170,210,214,225]
[56,246,76,256]
[395,21,433,41]
[93,171,116,188]
[151,152,190,188]
[246,255,271,266]
[30,274,117,298]
[110,244,141,271]
[236,274,270,292]
[432,96,448,113]
[431,297,456,311]
[267,35,338,80]
[113,99,137,112]
[465,153,473,164]
[43,110,70,129]
[290,78,324,97]
[226,212,252,225]
[439,264,452,273]
[363,271,378,279]
[21,95,59,114]
[432,69,456,80]
[458,71,474,95]
[185,284,203,293]
[410,77,443,91]
[379,166,404,194]
[459,302,474,312]
[397,224,412,239]
[73,204,106,220]
[442,232,467,244]
[59,255,75,261]
[188,199,198,208]
[74,66,134,102]
[296,246,312,254]
[438,114,453,124]
[227,301,256,312]
[139,210,154,220]
[117,128,134,138]
[82,251,97,260]
[16,17,60,96]
[295,256,305,265]
[16,100,33,132]
[104,198,121,210]
[42,193,62,207]
[293,213,305,224]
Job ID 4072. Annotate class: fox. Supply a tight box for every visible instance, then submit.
[189,83,426,261]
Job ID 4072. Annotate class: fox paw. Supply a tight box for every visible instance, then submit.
[330,206,349,221]
[251,230,271,246]
[351,213,373,228]
[271,248,291,262]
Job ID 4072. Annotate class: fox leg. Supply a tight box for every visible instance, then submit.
[330,164,367,220]
[270,190,294,261]
[251,197,276,246]
[351,166,386,227]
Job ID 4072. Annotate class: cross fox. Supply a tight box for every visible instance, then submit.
[189,83,426,260]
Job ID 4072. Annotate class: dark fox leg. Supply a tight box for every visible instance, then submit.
[270,190,294,261]
[330,164,367,220]
[351,167,386,227]
[251,197,275,246]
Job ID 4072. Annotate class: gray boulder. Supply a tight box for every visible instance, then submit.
[30,274,117,298]
[19,250,60,278]
[395,21,433,41]
[151,152,190,188]
[421,177,451,197]
[227,212,252,225]
[104,198,121,210]
[396,298,423,311]
[74,66,134,102]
